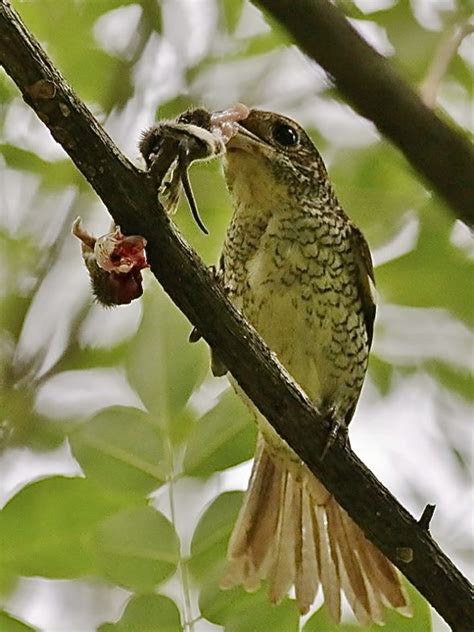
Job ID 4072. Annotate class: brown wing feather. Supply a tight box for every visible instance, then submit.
[350,224,376,348]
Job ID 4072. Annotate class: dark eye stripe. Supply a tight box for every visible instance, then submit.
[272,123,299,147]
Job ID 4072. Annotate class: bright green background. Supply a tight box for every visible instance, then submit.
[0,0,472,631]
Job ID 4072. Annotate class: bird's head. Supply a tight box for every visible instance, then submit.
[223,109,330,207]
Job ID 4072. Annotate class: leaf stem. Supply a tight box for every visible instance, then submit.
[167,442,195,632]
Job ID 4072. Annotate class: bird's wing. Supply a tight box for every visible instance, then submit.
[210,253,228,375]
[350,225,376,349]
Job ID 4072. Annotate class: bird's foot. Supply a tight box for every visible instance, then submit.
[320,410,350,460]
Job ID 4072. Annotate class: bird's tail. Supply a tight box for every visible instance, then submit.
[220,437,411,624]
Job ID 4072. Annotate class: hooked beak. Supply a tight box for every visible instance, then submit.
[226,122,268,155]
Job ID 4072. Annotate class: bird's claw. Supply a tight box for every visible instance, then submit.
[320,413,349,460]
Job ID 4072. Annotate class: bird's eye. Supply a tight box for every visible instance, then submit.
[272,123,299,147]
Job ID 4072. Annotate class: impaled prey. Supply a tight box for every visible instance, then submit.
[139,104,249,234]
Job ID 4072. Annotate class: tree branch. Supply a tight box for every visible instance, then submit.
[0,2,472,629]
[255,0,474,227]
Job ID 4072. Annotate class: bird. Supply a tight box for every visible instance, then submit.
[216,109,411,625]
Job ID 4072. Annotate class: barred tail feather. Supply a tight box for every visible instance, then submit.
[269,472,296,603]
[294,482,319,613]
[220,438,412,623]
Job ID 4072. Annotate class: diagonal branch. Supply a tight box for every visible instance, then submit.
[0,2,472,629]
[255,0,474,227]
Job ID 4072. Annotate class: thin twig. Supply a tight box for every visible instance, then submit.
[421,21,474,108]
[418,504,437,531]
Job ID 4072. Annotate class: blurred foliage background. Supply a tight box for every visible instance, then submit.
[0,1,472,631]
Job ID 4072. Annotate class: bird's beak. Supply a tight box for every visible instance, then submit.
[226,122,267,154]
[235,122,262,141]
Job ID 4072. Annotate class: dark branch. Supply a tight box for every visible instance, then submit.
[0,2,472,629]
[255,0,474,226]
[418,504,437,531]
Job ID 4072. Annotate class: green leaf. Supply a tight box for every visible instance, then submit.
[0,72,16,103]
[155,95,194,122]
[176,161,235,259]
[99,594,181,632]
[200,579,299,632]
[0,611,36,632]
[126,291,207,437]
[255,6,293,48]
[70,406,169,495]
[14,0,136,108]
[0,565,17,600]
[222,0,244,33]
[330,143,427,247]
[0,380,62,451]
[0,476,125,578]
[450,55,473,102]
[243,32,287,57]
[426,360,473,402]
[183,390,257,477]
[91,506,180,592]
[376,203,474,326]
[0,145,78,190]
[189,491,244,582]
[53,340,131,373]
[303,606,359,632]
[370,2,439,82]
[368,354,394,396]
[303,582,431,631]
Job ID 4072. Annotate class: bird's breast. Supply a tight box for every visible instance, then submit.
[223,205,368,417]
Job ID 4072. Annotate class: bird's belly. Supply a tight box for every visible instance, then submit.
[245,289,344,406]
[231,246,368,417]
